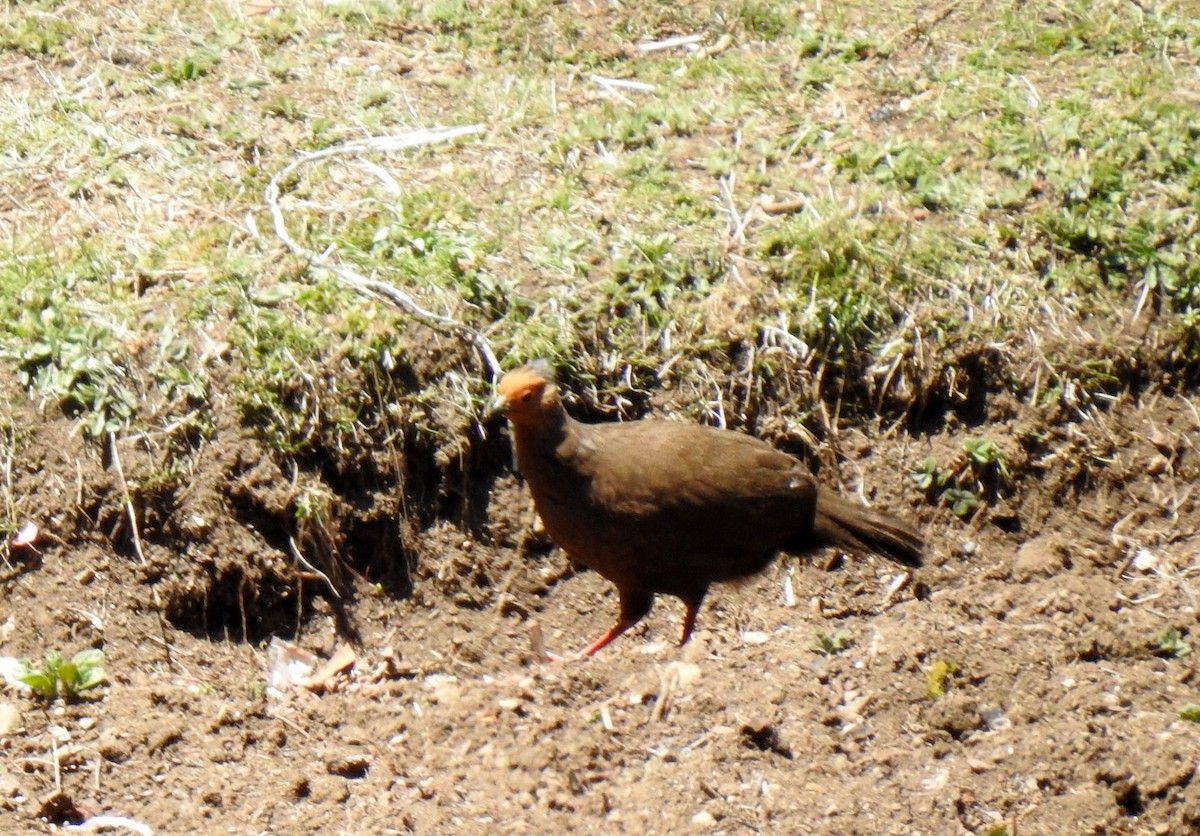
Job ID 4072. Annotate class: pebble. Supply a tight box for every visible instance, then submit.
[0,703,21,735]
[326,753,371,778]
[1013,537,1062,579]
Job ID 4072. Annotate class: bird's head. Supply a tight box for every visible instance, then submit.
[488,360,563,427]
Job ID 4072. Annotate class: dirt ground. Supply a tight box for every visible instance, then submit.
[2,380,1198,835]
[2,1,1200,833]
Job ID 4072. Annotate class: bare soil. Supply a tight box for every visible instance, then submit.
[2,378,1199,835]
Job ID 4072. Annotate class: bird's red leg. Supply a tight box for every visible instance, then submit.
[581,589,653,656]
[678,590,706,646]
[581,621,636,656]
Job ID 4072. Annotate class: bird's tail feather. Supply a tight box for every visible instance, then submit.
[812,488,924,568]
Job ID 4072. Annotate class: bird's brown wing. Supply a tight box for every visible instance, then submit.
[566,420,818,590]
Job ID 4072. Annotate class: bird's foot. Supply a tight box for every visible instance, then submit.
[580,622,635,656]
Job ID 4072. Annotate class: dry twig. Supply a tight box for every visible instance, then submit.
[108,432,146,565]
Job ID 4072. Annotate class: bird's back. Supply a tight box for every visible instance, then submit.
[514,416,819,597]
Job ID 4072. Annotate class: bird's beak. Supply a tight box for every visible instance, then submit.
[485,392,509,422]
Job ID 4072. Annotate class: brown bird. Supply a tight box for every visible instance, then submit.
[489,361,924,656]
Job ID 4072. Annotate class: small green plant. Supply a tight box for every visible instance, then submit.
[3,300,137,439]
[264,96,305,121]
[0,14,75,56]
[926,659,959,699]
[151,51,217,84]
[909,457,947,492]
[15,650,106,701]
[1154,627,1192,659]
[810,628,854,656]
[1180,704,1200,723]
[962,438,1009,480]
[942,487,982,518]
[910,439,1010,519]
[425,0,470,29]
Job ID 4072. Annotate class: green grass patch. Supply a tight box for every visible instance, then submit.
[2,0,1200,468]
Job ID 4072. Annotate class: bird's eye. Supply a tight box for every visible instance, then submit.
[519,391,533,403]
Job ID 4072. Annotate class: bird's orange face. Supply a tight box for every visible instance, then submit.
[491,364,557,426]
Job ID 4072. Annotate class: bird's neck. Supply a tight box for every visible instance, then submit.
[511,407,593,488]
[511,407,570,456]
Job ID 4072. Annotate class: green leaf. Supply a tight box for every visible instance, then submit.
[59,650,106,696]
[42,650,64,673]
[944,488,980,517]
[16,661,58,699]
[811,628,854,656]
[57,661,80,696]
[1155,627,1191,659]
[74,652,106,691]
[909,457,942,491]
[77,666,106,691]
[1180,704,1200,723]
[962,438,1009,478]
[71,649,105,668]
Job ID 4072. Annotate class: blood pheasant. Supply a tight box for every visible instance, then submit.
[490,362,924,655]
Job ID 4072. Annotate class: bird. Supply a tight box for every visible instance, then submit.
[488,360,924,656]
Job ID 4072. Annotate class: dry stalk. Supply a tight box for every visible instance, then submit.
[885,0,966,51]
[107,432,146,565]
[287,535,340,600]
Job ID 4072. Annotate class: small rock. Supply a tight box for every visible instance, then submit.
[147,725,184,754]
[514,790,535,809]
[1013,537,1062,579]
[308,774,350,804]
[980,705,1011,731]
[927,694,983,740]
[1131,548,1158,572]
[11,521,38,549]
[327,753,371,779]
[692,810,716,826]
[1148,427,1173,454]
[922,768,950,791]
[97,730,132,763]
[966,757,992,773]
[1146,453,1171,476]
[0,704,21,736]
[0,766,21,798]
[665,662,702,688]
